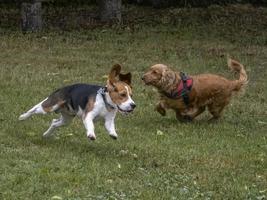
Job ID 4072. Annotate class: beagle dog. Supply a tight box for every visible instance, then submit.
[19,64,136,140]
[142,58,247,121]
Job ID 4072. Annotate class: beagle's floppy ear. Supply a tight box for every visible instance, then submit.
[109,64,122,85]
[119,72,132,86]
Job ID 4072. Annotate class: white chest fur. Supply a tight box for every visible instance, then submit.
[81,93,118,140]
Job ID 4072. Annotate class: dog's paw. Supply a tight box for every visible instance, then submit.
[176,115,193,123]
[87,134,96,141]
[18,113,29,121]
[208,117,220,123]
[42,132,51,138]
[156,105,166,116]
[182,116,193,122]
[109,132,118,140]
[110,135,117,140]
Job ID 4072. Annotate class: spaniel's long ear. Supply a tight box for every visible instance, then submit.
[119,72,132,86]
[109,64,121,85]
[161,68,176,86]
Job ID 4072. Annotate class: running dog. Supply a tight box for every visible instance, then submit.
[19,64,136,140]
[142,58,247,121]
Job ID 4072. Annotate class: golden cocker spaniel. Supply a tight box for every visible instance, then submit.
[142,58,247,122]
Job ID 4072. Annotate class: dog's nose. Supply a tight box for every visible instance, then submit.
[141,75,144,80]
[130,103,136,109]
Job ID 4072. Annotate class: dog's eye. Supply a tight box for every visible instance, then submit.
[120,93,127,98]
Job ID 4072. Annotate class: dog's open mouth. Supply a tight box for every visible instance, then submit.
[142,79,154,86]
[142,79,150,85]
[117,106,134,114]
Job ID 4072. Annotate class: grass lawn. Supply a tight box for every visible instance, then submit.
[0,4,266,200]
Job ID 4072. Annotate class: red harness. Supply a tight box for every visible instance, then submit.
[177,77,193,97]
[162,72,193,106]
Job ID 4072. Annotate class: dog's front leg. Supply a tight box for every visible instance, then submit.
[104,112,118,140]
[83,113,96,140]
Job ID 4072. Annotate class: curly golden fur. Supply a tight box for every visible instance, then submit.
[142,58,248,121]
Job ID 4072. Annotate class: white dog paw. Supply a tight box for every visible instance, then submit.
[18,113,30,121]
[43,131,52,138]
[87,133,96,141]
[109,132,118,140]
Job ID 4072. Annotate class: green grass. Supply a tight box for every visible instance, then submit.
[0,5,267,200]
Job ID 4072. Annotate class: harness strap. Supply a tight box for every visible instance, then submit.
[99,87,116,110]
[180,72,190,106]
[161,72,193,107]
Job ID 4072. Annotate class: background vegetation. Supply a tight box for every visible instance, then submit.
[0,3,267,200]
[1,0,267,7]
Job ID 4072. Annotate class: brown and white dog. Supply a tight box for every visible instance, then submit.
[142,58,247,121]
[19,64,136,140]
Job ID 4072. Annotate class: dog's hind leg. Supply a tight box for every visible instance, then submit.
[208,100,229,121]
[19,98,65,121]
[19,98,49,121]
[43,113,73,137]
[176,106,206,122]
[188,106,206,119]
[176,111,186,122]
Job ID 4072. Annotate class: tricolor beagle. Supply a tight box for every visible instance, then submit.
[19,64,136,140]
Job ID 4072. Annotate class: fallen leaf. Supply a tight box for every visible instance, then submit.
[156,130,164,136]
[106,179,113,183]
[119,149,128,156]
[131,153,138,159]
[51,196,63,200]
[256,195,266,200]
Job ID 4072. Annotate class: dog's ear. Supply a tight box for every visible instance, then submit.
[161,68,176,85]
[119,72,132,86]
[107,80,116,92]
[109,64,122,85]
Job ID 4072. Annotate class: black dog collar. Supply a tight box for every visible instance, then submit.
[99,87,116,110]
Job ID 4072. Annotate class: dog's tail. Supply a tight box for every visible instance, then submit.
[227,58,248,92]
